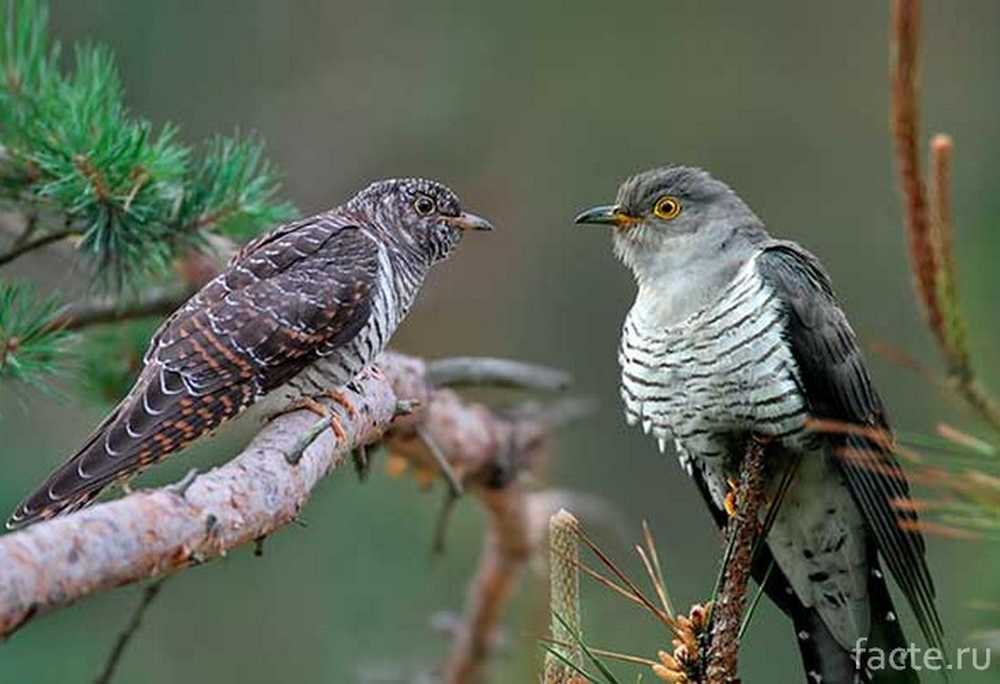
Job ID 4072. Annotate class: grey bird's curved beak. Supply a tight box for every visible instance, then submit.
[574,204,633,228]
[448,212,494,231]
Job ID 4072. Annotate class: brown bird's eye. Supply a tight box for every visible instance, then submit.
[653,196,681,220]
[414,196,435,216]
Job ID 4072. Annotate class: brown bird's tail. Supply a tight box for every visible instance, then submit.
[6,364,254,530]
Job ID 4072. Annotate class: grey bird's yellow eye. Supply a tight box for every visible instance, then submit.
[414,195,435,216]
[653,196,681,220]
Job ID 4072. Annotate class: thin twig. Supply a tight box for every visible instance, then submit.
[93,580,165,684]
[0,227,79,267]
[0,353,573,639]
[440,482,535,684]
[9,211,39,249]
[47,287,192,332]
[427,357,572,392]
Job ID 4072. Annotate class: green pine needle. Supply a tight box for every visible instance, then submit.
[542,645,599,683]
[180,134,296,241]
[552,611,622,684]
[0,0,295,287]
[78,318,157,405]
[0,280,72,388]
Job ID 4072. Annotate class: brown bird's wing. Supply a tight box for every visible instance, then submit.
[8,213,380,528]
[757,241,944,653]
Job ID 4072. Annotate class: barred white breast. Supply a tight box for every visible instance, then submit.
[619,253,815,504]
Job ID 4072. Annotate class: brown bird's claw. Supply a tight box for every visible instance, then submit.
[323,389,358,420]
[281,395,352,466]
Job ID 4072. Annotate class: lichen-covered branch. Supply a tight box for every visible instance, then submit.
[0,352,573,639]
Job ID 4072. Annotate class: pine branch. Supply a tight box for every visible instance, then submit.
[0,352,580,642]
[0,225,77,266]
[0,0,295,283]
[0,0,293,395]
[0,279,73,387]
[49,285,190,332]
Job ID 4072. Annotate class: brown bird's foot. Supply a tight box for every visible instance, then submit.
[280,396,350,465]
[277,396,348,438]
[266,394,339,422]
[321,388,358,420]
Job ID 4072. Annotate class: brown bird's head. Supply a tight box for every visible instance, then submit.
[349,178,493,263]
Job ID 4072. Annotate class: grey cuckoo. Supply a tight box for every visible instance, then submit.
[576,166,942,683]
[9,178,492,529]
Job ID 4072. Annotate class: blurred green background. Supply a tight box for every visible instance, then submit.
[2,1,999,681]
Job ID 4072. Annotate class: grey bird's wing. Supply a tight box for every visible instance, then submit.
[756,240,944,653]
[8,213,380,529]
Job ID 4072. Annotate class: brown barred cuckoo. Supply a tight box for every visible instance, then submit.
[8,178,492,529]
[576,166,942,684]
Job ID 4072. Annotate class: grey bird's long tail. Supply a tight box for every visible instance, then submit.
[695,470,919,683]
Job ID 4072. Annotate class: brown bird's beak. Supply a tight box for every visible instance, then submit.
[574,204,635,229]
[448,212,494,231]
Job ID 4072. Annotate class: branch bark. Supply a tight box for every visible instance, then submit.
[0,227,80,267]
[383,376,588,683]
[0,352,573,639]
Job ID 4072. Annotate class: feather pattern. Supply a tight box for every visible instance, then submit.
[757,241,943,653]
[10,213,385,528]
[619,244,941,680]
[9,177,482,530]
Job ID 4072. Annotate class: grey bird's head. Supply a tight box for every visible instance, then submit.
[349,178,492,262]
[575,166,766,288]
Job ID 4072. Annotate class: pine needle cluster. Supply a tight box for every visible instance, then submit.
[0,0,295,394]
